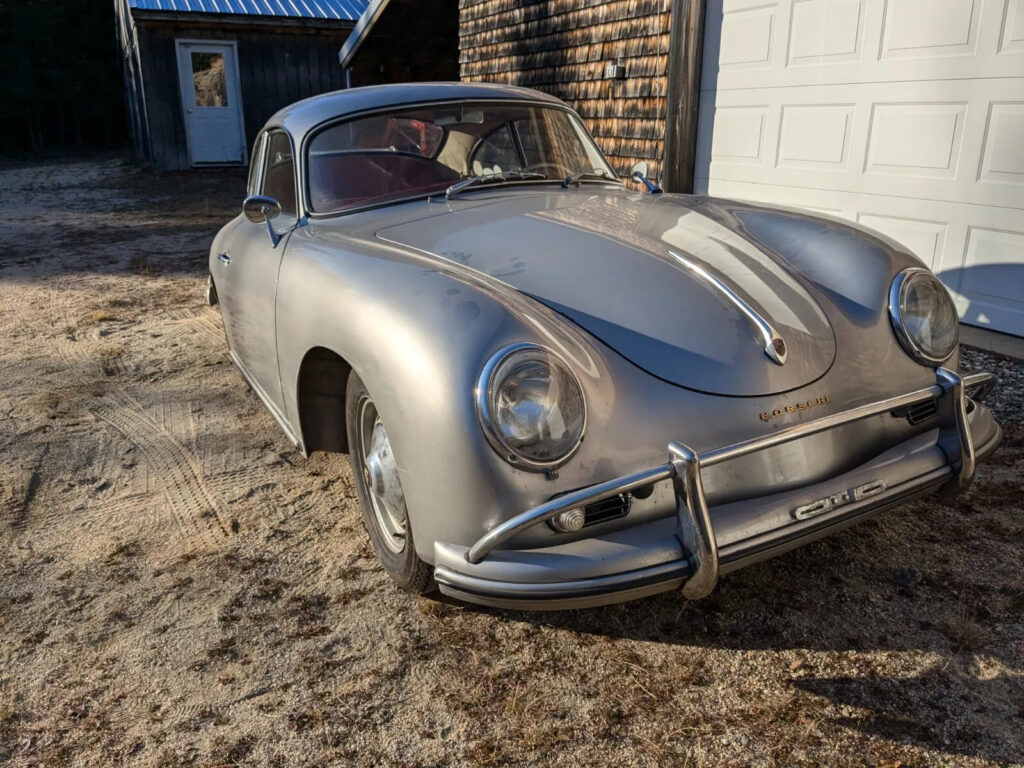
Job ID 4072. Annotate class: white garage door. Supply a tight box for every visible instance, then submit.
[694,0,1024,337]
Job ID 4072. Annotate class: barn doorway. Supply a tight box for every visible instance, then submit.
[175,40,246,165]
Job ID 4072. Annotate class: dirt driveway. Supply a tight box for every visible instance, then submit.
[0,158,1021,768]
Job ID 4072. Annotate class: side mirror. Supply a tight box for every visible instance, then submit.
[629,161,663,194]
[242,195,281,223]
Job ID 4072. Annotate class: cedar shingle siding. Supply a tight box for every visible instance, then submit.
[459,0,672,179]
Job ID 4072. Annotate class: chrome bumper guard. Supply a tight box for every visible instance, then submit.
[466,368,992,599]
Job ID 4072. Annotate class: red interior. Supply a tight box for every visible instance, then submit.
[309,152,462,212]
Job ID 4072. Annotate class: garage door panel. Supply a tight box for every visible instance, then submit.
[710,105,770,162]
[778,104,856,169]
[719,2,779,70]
[787,0,866,65]
[864,102,967,180]
[979,101,1024,186]
[1002,0,1024,51]
[705,0,1024,90]
[879,0,981,60]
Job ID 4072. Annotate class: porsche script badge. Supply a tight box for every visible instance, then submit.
[760,394,832,422]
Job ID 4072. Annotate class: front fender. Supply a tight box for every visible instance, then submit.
[275,225,623,562]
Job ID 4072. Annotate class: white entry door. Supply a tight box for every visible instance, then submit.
[176,40,246,165]
[694,0,1024,337]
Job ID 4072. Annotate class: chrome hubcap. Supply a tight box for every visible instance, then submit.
[357,396,407,554]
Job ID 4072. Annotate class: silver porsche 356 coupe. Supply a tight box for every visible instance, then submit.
[209,83,1001,609]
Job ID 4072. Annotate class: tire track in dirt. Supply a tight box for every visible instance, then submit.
[88,394,230,544]
[42,274,232,549]
[156,305,224,343]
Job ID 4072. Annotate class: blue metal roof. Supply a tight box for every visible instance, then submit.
[128,0,368,21]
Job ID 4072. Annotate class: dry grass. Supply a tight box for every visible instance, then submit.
[87,309,118,324]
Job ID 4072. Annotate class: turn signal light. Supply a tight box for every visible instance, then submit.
[549,508,585,532]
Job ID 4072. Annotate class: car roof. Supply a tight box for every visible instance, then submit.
[264,82,567,142]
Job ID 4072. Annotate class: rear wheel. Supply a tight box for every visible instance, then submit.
[345,370,433,593]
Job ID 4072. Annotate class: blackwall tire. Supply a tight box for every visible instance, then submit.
[345,370,434,594]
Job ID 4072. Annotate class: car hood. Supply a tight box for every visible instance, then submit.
[376,189,836,396]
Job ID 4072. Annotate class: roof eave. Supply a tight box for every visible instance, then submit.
[338,0,390,68]
[130,8,356,29]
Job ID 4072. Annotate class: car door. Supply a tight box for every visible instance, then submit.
[216,129,299,417]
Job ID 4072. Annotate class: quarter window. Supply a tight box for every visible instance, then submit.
[246,133,265,196]
[261,131,297,216]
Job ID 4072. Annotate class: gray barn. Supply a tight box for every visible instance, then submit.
[114,0,365,171]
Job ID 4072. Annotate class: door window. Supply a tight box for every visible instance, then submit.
[190,51,228,107]
[261,132,297,216]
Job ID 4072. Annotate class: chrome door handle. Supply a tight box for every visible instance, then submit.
[217,252,231,264]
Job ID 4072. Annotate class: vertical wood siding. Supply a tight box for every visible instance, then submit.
[115,0,150,163]
[458,0,672,180]
[135,20,351,170]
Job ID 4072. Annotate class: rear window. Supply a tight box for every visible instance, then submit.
[314,116,445,157]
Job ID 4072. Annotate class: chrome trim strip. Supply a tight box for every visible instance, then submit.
[962,371,995,402]
[699,383,943,468]
[962,371,994,388]
[668,249,787,366]
[465,464,674,563]
[466,368,986,590]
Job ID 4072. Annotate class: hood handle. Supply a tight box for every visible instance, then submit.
[667,250,787,366]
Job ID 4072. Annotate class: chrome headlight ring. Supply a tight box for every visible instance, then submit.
[888,267,960,366]
[475,343,587,471]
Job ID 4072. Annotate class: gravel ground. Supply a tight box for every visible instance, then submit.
[0,158,1021,768]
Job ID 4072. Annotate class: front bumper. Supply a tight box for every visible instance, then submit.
[433,368,1001,610]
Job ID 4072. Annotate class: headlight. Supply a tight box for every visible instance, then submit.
[888,268,959,365]
[476,344,586,470]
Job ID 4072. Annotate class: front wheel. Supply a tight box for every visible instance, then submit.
[345,370,434,593]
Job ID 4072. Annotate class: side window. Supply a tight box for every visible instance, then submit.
[261,131,297,216]
[469,124,521,176]
[246,133,265,196]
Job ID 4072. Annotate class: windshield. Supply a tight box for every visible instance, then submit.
[306,102,618,213]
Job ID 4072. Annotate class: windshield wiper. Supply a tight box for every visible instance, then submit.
[562,167,620,187]
[444,170,547,200]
